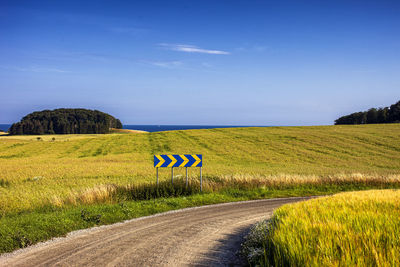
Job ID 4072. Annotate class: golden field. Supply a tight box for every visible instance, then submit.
[259,189,400,266]
[0,124,399,215]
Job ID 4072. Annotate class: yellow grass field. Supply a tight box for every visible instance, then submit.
[260,189,400,266]
[109,128,148,134]
[0,124,399,215]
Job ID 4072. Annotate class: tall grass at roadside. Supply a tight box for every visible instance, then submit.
[45,173,400,209]
[62,179,197,206]
[242,189,400,266]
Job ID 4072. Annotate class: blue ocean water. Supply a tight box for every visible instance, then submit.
[0,124,11,131]
[123,125,260,132]
[0,124,262,133]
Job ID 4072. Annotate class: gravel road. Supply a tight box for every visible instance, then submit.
[0,197,310,267]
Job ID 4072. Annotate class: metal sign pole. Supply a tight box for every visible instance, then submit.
[156,167,159,186]
[186,167,188,187]
[171,167,174,185]
[200,166,202,192]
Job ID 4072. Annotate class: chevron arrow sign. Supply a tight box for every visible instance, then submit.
[154,154,202,168]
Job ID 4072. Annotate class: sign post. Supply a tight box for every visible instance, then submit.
[156,167,159,186]
[154,154,203,191]
[186,167,188,187]
[200,166,202,192]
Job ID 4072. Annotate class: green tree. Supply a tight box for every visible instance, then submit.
[377,108,388,123]
[366,108,378,124]
[335,101,400,125]
[388,101,400,122]
[9,108,123,135]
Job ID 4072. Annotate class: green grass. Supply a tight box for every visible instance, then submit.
[242,189,400,266]
[0,124,400,254]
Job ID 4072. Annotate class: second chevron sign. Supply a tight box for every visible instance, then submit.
[154,154,202,168]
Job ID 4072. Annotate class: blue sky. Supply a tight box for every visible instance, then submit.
[1,0,399,125]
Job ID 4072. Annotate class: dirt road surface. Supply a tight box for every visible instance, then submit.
[1,197,311,267]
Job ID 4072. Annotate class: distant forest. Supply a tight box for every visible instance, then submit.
[335,100,400,125]
[9,108,122,135]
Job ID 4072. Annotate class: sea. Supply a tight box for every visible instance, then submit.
[0,124,263,133]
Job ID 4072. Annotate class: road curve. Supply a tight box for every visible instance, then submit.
[0,197,311,267]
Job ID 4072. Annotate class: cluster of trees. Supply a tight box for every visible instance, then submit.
[9,108,122,135]
[335,100,400,125]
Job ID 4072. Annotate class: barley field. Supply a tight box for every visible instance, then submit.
[0,124,399,215]
[245,189,400,266]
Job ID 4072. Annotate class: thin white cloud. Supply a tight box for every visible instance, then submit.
[1,66,70,73]
[147,61,183,68]
[159,43,230,55]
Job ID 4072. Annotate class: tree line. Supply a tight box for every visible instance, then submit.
[335,100,400,125]
[9,108,122,135]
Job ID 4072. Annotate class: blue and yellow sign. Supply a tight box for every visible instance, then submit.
[154,154,202,168]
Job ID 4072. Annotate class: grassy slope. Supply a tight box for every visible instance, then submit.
[0,124,399,215]
[0,124,400,253]
[243,189,400,266]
